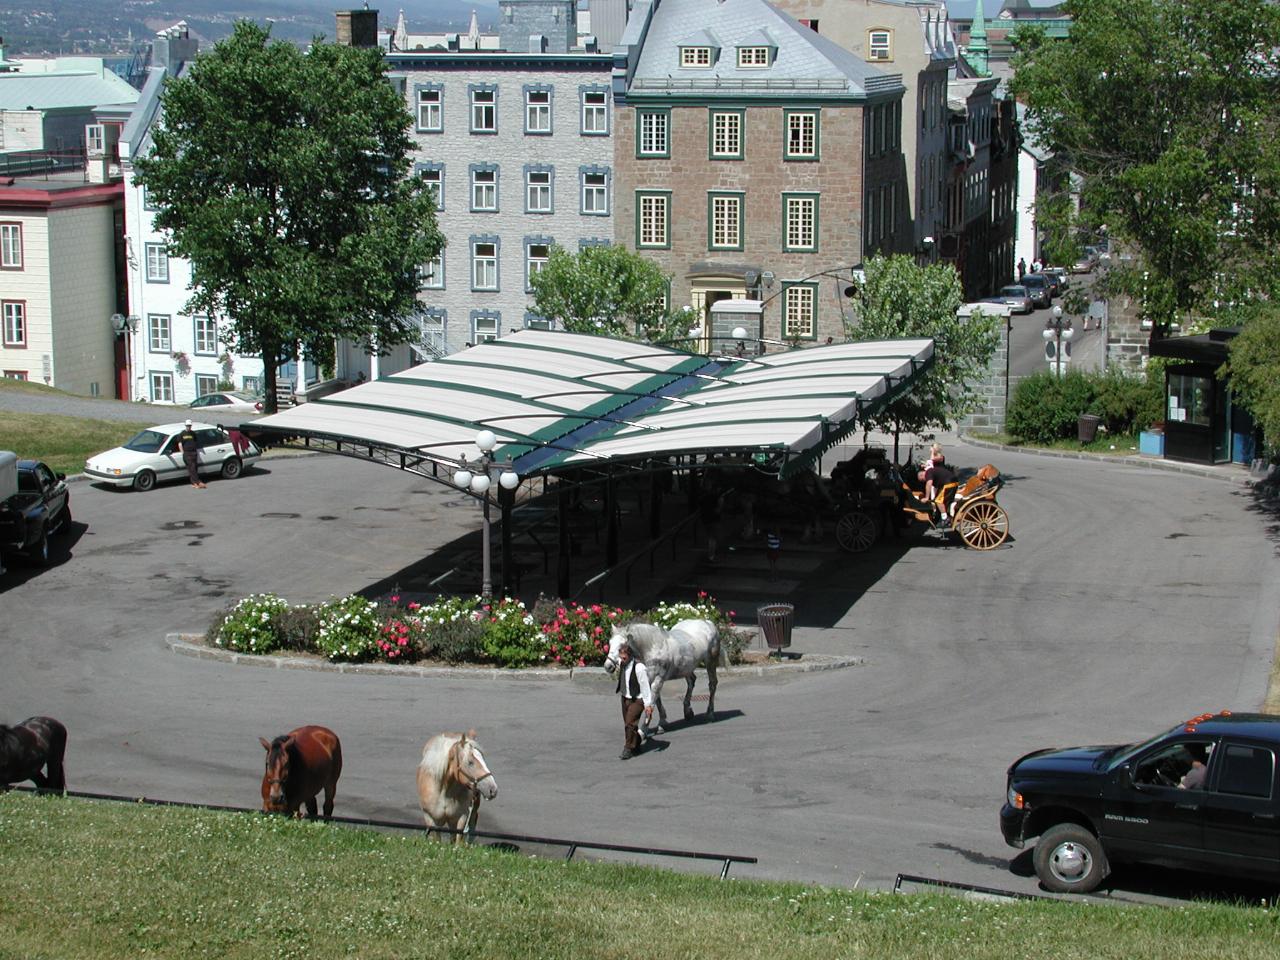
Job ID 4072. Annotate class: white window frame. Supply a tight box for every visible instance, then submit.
[526,242,550,290]
[472,242,498,290]
[638,110,669,157]
[737,47,770,68]
[150,372,174,403]
[85,123,105,153]
[0,223,21,269]
[473,313,500,344]
[195,373,218,397]
[784,195,818,252]
[581,90,608,134]
[638,193,669,248]
[471,88,496,133]
[417,88,442,131]
[525,89,551,134]
[783,285,816,339]
[785,112,818,159]
[145,243,169,283]
[711,111,742,159]
[710,194,742,250]
[526,170,552,213]
[582,171,608,215]
[868,29,893,61]
[681,47,711,67]
[148,313,171,353]
[421,253,444,289]
[194,315,218,355]
[471,168,497,211]
[2,301,24,346]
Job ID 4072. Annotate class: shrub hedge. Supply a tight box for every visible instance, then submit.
[1007,368,1162,444]
[207,591,749,669]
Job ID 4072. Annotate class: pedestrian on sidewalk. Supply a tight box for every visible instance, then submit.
[1017,257,1026,280]
[615,641,653,760]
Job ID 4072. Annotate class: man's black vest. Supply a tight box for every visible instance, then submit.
[616,662,641,697]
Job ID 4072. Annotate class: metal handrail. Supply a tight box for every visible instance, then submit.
[8,785,756,879]
[573,507,702,604]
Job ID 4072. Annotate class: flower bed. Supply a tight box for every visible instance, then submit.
[207,592,748,669]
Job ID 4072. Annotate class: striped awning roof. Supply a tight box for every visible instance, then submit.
[248,329,933,481]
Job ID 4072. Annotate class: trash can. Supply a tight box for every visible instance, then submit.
[757,603,795,653]
[1077,413,1102,444]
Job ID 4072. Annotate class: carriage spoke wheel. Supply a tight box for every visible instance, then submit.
[956,501,1009,551]
[836,510,877,553]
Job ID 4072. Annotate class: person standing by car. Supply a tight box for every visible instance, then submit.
[178,420,205,489]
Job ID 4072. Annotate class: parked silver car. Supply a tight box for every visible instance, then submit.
[988,286,1033,315]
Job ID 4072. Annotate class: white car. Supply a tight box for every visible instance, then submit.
[84,422,260,492]
[188,391,264,414]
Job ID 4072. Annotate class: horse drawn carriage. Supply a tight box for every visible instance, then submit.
[828,447,1010,553]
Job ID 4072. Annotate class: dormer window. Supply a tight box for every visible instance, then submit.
[680,46,713,67]
[737,46,771,68]
[868,29,893,61]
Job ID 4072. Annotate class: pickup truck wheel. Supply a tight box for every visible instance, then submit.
[133,469,156,493]
[56,505,72,535]
[1034,823,1107,894]
[29,529,49,567]
[221,457,242,480]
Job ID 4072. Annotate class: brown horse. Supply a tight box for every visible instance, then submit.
[259,725,342,819]
[416,730,498,842]
[0,716,66,790]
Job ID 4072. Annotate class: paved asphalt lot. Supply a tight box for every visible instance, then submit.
[2,441,1278,904]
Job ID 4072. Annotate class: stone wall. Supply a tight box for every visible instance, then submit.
[959,311,1009,434]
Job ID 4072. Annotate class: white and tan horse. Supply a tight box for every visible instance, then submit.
[415,730,498,842]
[604,619,721,738]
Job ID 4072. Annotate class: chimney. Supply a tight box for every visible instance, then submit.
[336,9,379,47]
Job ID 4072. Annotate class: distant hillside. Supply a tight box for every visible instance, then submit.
[0,1,499,56]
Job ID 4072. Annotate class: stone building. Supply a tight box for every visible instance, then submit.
[613,0,908,345]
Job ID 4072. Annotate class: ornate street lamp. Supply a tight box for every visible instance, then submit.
[1043,305,1074,377]
[452,429,520,598]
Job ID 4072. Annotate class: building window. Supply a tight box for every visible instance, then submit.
[414,162,444,210]
[3,370,28,381]
[868,29,893,61]
[195,373,218,397]
[782,283,817,340]
[420,253,444,289]
[579,237,611,251]
[145,243,170,282]
[470,86,497,133]
[785,111,819,160]
[151,372,174,403]
[783,193,818,251]
[416,85,443,132]
[472,239,499,290]
[636,191,671,249]
[142,186,158,211]
[524,312,553,330]
[194,316,218,355]
[148,314,171,352]
[86,123,105,154]
[580,167,609,215]
[1,301,25,346]
[798,18,819,32]
[708,192,744,251]
[581,88,608,135]
[417,310,447,358]
[680,46,712,67]
[526,239,551,291]
[709,110,743,160]
[637,109,670,158]
[737,46,771,68]
[525,87,552,134]
[242,375,262,394]
[0,223,21,269]
[472,311,500,343]
[471,166,498,211]
[525,167,553,213]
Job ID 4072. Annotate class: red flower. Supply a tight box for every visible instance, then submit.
[408,602,420,611]
[391,595,400,603]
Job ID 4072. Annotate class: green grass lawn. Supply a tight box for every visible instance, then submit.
[975,432,1145,456]
[0,411,154,476]
[0,793,1272,960]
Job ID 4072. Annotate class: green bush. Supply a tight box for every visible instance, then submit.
[415,595,484,663]
[474,598,544,667]
[209,593,290,653]
[312,595,383,662]
[1008,369,1161,443]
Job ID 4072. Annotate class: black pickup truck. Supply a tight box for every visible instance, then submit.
[0,458,71,566]
[1001,712,1280,893]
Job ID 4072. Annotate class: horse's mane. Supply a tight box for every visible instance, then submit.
[419,731,479,780]
[621,622,669,653]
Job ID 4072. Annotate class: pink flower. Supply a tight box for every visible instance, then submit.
[577,658,585,666]
[729,610,736,617]
[408,602,420,611]
[591,604,601,613]
[390,595,400,603]
[593,626,603,635]
[608,611,617,619]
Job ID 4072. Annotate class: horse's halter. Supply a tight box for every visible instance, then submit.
[453,744,493,792]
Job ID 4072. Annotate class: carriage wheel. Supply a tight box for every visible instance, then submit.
[836,510,878,553]
[956,501,1009,551]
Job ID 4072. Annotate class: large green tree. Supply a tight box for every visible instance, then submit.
[528,245,696,344]
[135,21,444,411]
[846,256,1000,452]
[1011,0,1280,333]
[1224,307,1280,452]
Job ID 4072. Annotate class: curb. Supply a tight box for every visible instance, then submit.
[960,433,1264,487]
[165,634,862,680]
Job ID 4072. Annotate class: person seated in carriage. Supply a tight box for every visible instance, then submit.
[921,444,957,522]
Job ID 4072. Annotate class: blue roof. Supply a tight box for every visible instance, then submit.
[0,70,138,111]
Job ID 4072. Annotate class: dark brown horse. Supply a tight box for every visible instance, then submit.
[1,716,67,790]
[259,725,342,819]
